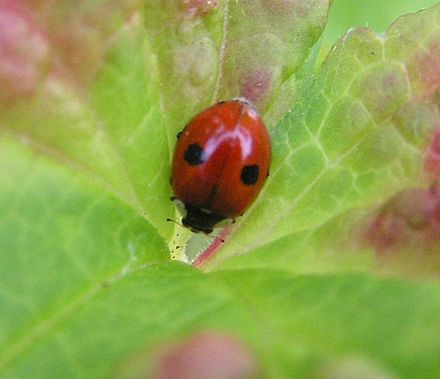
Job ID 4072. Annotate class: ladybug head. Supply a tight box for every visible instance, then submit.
[182,204,225,234]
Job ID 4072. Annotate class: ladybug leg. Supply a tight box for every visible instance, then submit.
[176,124,188,139]
[170,196,176,201]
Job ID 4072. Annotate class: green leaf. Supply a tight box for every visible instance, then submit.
[0,138,168,376]
[144,0,331,129]
[2,227,440,378]
[0,4,172,239]
[321,0,440,61]
[212,3,440,267]
[210,270,440,379]
[1,1,440,378]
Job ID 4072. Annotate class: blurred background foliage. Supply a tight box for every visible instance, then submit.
[321,0,440,60]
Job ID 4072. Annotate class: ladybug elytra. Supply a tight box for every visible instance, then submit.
[171,98,271,234]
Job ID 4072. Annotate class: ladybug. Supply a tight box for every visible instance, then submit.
[171,98,271,234]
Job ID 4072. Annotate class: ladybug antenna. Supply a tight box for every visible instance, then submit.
[166,218,184,228]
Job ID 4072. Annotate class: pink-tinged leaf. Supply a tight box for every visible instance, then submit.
[22,0,138,90]
[0,1,172,239]
[144,0,330,132]
[3,2,440,379]
[0,0,49,102]
[425,128,440,178]
[211,4,440,273]
[182,0,220,17]
[151,332,262,379]
[365,186,440,252]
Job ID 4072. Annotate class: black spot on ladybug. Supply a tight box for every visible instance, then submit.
[184,143,205,165]
[241,165,259,185]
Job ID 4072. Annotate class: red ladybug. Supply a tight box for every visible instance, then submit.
[171,98,271,234]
